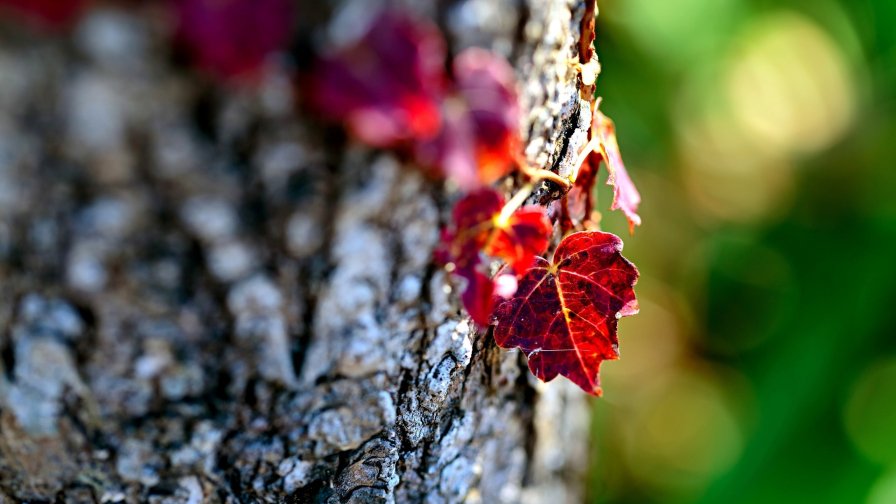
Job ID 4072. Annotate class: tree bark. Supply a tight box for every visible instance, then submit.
[0,0,595,502]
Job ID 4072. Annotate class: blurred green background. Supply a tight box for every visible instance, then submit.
[589,0,896,503]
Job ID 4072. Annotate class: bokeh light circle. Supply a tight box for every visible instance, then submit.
[844,358,896,465]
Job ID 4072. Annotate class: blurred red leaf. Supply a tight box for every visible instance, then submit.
[458,266,494,327]
[309,13,520,189]
[436,189,501,326]
[0,0,86,30]
[440,188,504,267]
[449,48,520,186]
[593,110,641,233]
[492,231,639,395]
[416,48,520,189]
[484,206,552,274]
[438,188,552,325]
[440,188,551,275]
[309,11,446,148]
[174,0,293,80]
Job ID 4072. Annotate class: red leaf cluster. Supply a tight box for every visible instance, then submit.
[0,0,87,30]
[173,0,294,80]
[1,0,642,398]
[306,8,643,396]
[560,106,642,235]
[309,11,520,189]
[438,189,552,326]
[492,231,639,396]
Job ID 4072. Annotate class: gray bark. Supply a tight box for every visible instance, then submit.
[0,0,594,501]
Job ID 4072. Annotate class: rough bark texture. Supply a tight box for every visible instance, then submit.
[0,0,595,502]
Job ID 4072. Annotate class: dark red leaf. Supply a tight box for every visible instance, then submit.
[439,188,504,270]
[0,0,86,30]
[436,189,500,326]
[484,206,552,274]
[437,188,553,325]
[458,266,495,327]
[309,11,446,148]
[593,110,641,233]
[174,0,294,80]
[439,188,551,276]
[492,231,639,395]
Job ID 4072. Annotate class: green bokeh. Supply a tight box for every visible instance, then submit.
[589,0,896,503]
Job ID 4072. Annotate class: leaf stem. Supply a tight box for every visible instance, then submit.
[496,182,535,227]
[516,154,571,189]
[570,137,598,183]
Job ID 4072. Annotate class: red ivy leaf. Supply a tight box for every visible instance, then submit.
[492,231,639,396]
[440,188,551,275]
[309,11,445,149]
[0,0,86,30]
[579,0,597,65]
[484,206,552,274]
[174,0,294,80]
[593,110,641,233]
[437,189,501,327]
[441,188,504,267]
[458,266,494,327]
[438,188,552,326]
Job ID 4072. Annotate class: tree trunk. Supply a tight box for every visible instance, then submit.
[0,0,595,501]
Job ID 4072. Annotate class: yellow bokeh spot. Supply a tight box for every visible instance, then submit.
[679,106,794,222]
[602,285,686,384]
[616,366,747,498]
[725,12,856,156]
[676,11,859,224]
